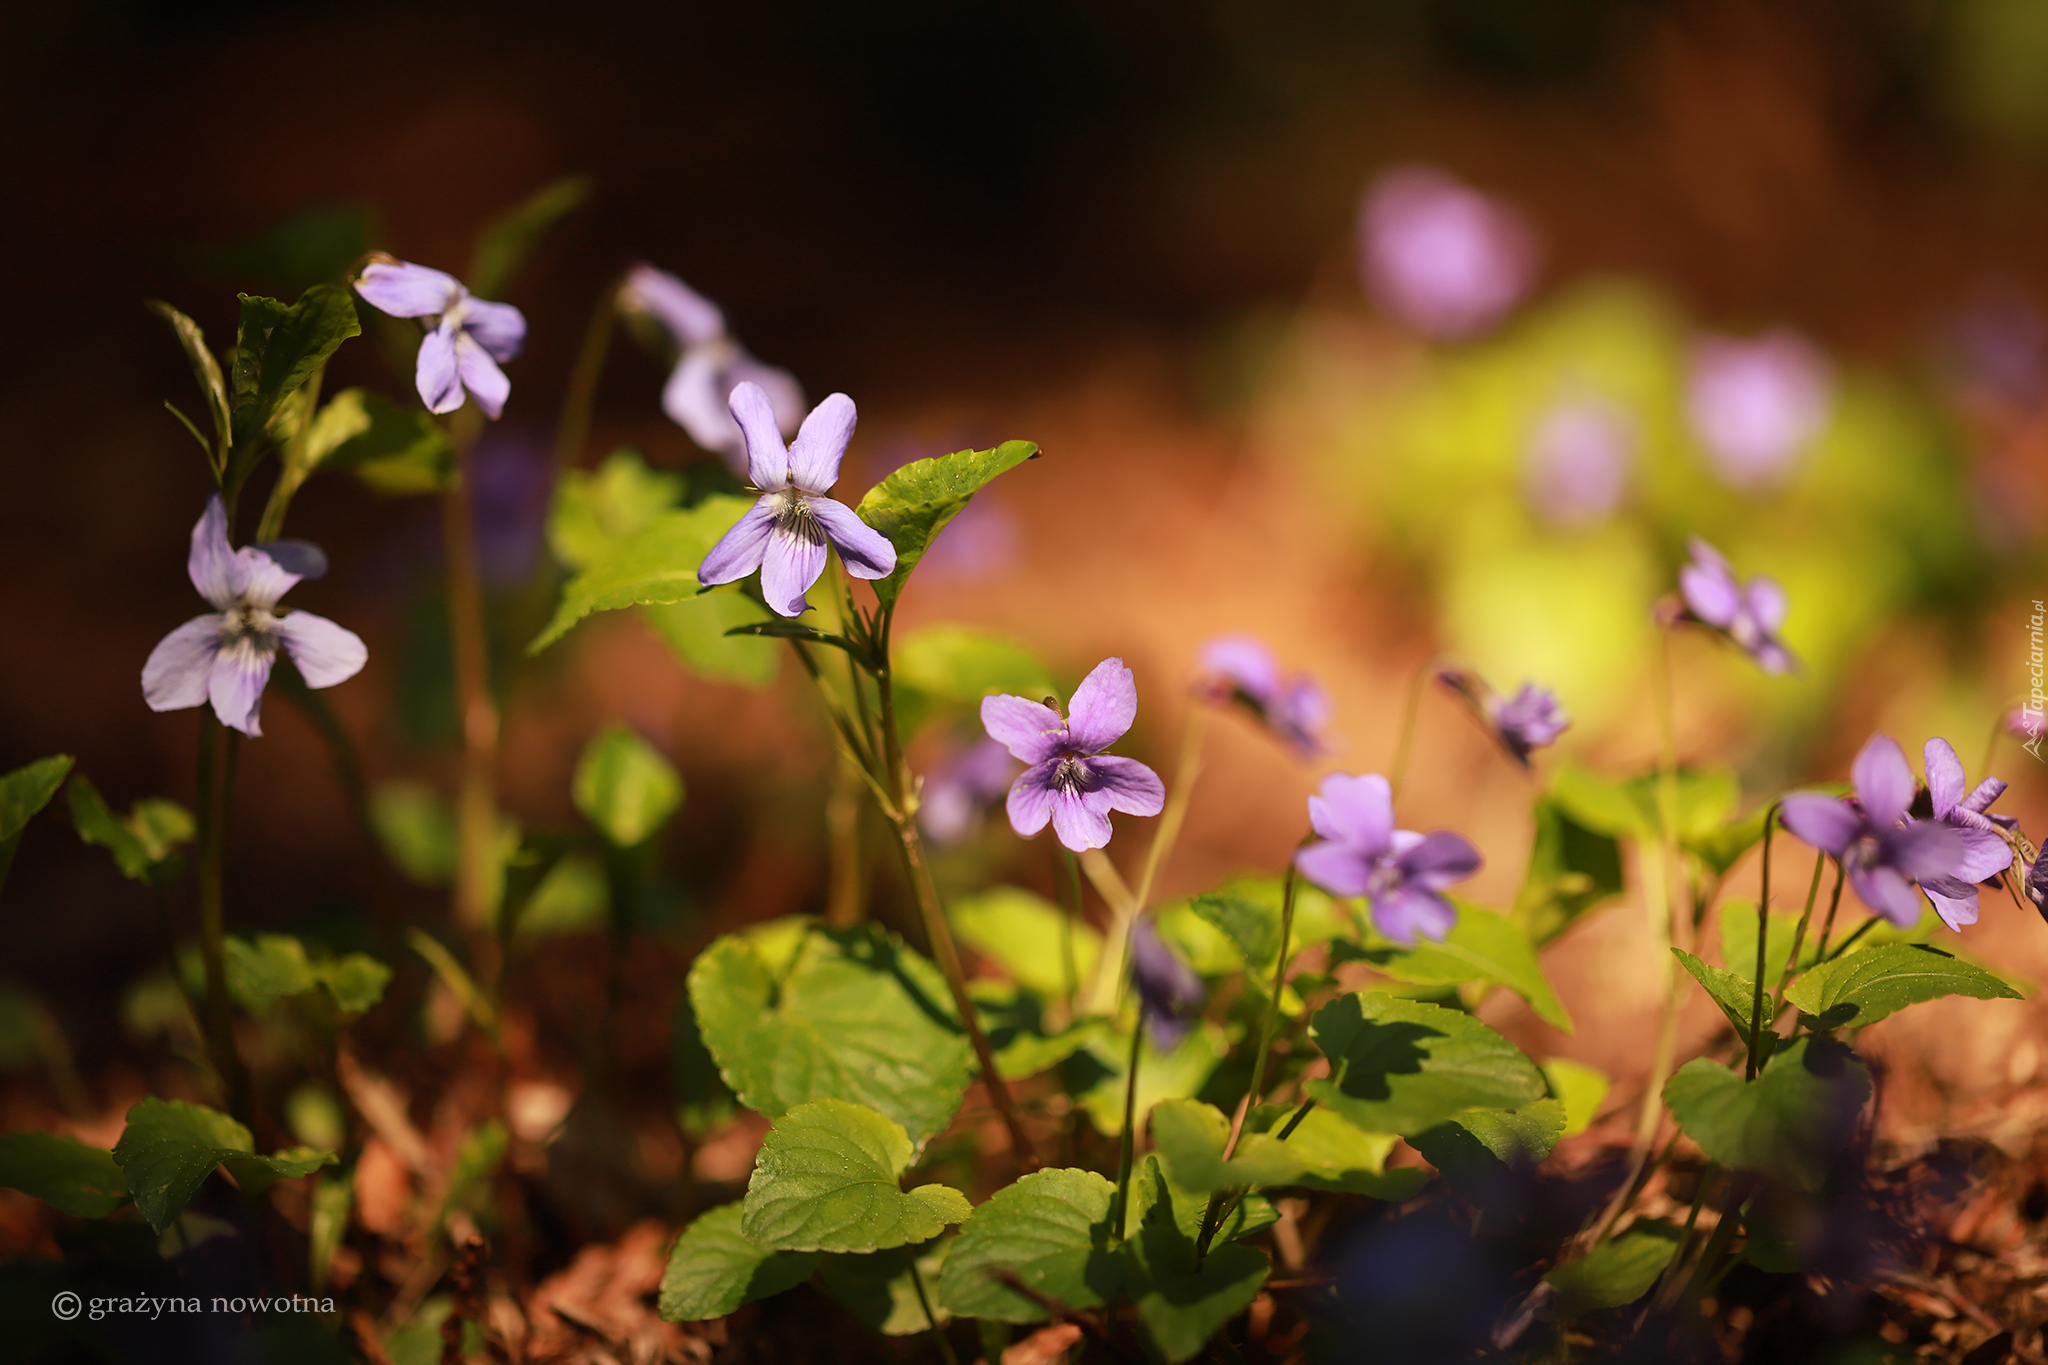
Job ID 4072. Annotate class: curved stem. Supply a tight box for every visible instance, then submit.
[1388,657,1434,802]
[907,1259,959,1365]
[1112,1016,1144,1241]
[442,410,499,964]
[553,278,619,474]
[1746,805,1780,1080]
[195,714,249,1122]
[1808,859,1847,965]
[1225,839,1310,1163]
[1084,709,1204,1015]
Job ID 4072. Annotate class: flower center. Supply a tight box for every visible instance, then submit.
[771,488,825,542]
[1050,755,1089,794]
[220,603,280,648]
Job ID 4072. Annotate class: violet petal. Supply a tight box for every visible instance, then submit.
[1853,735,1916,829]
[758,525,827,617]
[980,694,1067,765]
[1778,794,1859,856]
[696,498,779,586]
[142,615,223,712]
[809,497,898,580]
[462,299,527,363]
[1005,762,1059,837]
[1063,657,1140,755]
[1087,754,1166,817]
[786,392,856,493]
[187,496,238,610]
[276,611,368,689]
[208,636,275,737]
[355,260,460,318]
[728,381,790,491]
[415,326,464,414]
[454,334,511,420]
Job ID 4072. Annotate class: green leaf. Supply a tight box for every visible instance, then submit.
[112,1097,336,1232]
[974,984,1106,1080]
[1512,793,1625,947]
[1129,1151,1278,1249]
[817,1239,952,1334]
[1547,766,1651,840]
[66,776,148,880]
[658,1202,819,1322]
[548,449,685,570]
[1074,1024,1225,1138]
[951,886,1102,997]
[937,1168,1122,1323]
[225,934,319,1008]
[1188,893,1280,973]
[228,286,360,477]
[1122,1158,1271,1364]
[1783,942,2022,1030]
[1663,1037,1871,1191]
[467,175,592,300]
[855,442,1039,606]
[1149,1098,1426,1201]
[146,302,230,464]
[1304,991,1548,1137]
[3,756,74,843]
[572,724,683,847]
[1539,1220,1683,1320]
[689,924,974,1152]
[305,389,452,495]
[1717,899,1824,987]
[1163,877,1349,977]
[642,593,781,687]
[319,954,393,1015]
[529,496,754,653]
[1548,766,1740,844]
[369,781,456,885]
[0,1131,130,1218]
[1689,805,1772,878]
[894,624,1055,704]
[1672,948,1765,1039]
[1409,1099,1565,1192]
[1542,1058,1611,1137]
[1354,902,1572,1033]
[740,1099,970,1253]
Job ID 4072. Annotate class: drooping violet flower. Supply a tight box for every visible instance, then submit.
[2026,853,2048,924]
[1916,738,2017,929]
[1295,773,1481,944]
[142,497,367,738]
[1195,635,1332,759]
[1128,918,1205,1051]
[981,658,1166,852]
[618,265,806,473]
[1358,166,1540,342]
[353,256,526,419]
[1673,537,1798,675]
[1435,668,1570,767]
[1779,735,1966,929]
[1522,396,1636,527]
[696,383,897,617]
[1684,331,1831,490]
[918,737,1017,845]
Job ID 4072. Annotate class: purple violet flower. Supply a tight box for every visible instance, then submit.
[1779,735,1967,929]
[1196,634,1332,759]
[918,737,1018,845]
[1675,537,1798,675]
[1295,772,1481,945]
[142,497,367,738]
[1435,668,1570,767]
[1128,918,1205,1051]
[1684,331,1832,490]
[980,657,1166,853]
[1523,396,1636,527]
[1358,166,1540,342]
[618,265,806,473]
[1916,738,2017,929]
[696,382,898,617]
[354,256,526,419]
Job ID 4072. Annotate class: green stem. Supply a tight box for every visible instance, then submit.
[1388,657,1434,802]
[194,714,248,1122]
[1648,1163,1717,1313]
[1808,859,1847,965]
[1083,709,1204,1016]
[1746,806,1779,1080]
[253,368,324,542]
[824,752,866,928]
[1228,841,1307,1160]
[442,410,499,962]
[1060,849,1085,1013]
[1112,1014,1144,1240]
[907,1259,959,1365]
[553,278,618,473]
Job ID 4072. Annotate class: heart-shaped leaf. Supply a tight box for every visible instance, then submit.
[572,724,683,847]
[740,1099,970,1254]
[855,442,1038,605]
[529,495,755,653]
[1149,1098,1426,1201]
[1783,943,2021,1031]
[937,1167,1122,1323]
[1539,1220,1682,1320]
[112,1097,336,1232]
[1122,1157,1270,1363]
[1304,992,1547,1137]
[1663,1037,1870,1191]
[1351,902,1573,1033]
[658,1202,819,1322]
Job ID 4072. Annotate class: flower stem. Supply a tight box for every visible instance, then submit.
[1809,859,1847,964]
[871,603,1036,1168]
[907,1259,959,1365]
[1060,848,1085,1013]
[441,410,499,966]
[824,752,867,928]
[194,713,249,1122]
[1084,708,1203,1016]
[1227,841,1307,1161]
[1821,912,1875,964]
[1745,805,1780,1080]
[553,277,618,474]
[1388,656,1435,802]
[1112,1015,1144,1240]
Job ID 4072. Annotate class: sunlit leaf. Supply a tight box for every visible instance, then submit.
[894,624,1055,704]
[548,449,685,570]
[1783,943,2021,1031]
[3,756,74,843]
[1122,1156,1270,1364]
[740,1099,970,1254]
[1539,1220,1682,1320]
[951,885,1102,997]
[1664,1037,1871,1191]
[306,388,451,495]
[936,1168,1121,1323]
[572,724,683,848]
[529,496,754,653]
[1305,991,1547,1137]
[1349,902,1572,1033]
[855,442,1039,606]
[1512,793,1625,947]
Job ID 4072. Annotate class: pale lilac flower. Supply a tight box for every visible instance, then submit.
[918,737,1017,844]
[1295,773,1480,944]
[696,383,898,617]
[1435,668,1570,767]
[1916,738,2016,929]
[142,497,367,738]
[981,658,1165,853]
[1950,285,2046,410]
[354,257,526,419]
[1675,537,1798,675]
[1129,919,1205,1051]
[1359,166,1540,341]
[1196,635,1332,759]
[618,265,805,473]
[1522,396,1635,527]
[1779,735,1966,929]
[1684,331,1831,489]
